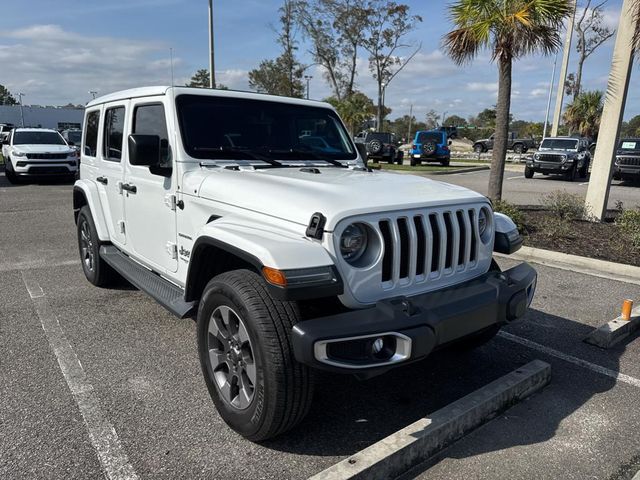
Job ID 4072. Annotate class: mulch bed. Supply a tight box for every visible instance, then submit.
[520,208,640,267]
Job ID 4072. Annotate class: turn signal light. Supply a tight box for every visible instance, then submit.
[262,267,287,287]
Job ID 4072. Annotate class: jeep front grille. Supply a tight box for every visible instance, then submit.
[618,156,640,166]
[537,154,564,163]
[26,153,68,160]
[378,208,480,286]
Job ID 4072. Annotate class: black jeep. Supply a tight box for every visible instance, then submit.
[363,132,404,164]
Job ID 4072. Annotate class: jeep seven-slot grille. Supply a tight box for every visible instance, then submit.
[537,154,564,163]
[378,209,479,284]
[26,153,68,160]
[618,156,640,166]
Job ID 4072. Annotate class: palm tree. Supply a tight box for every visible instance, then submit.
[443,0,570,201]
[563,90,603,139]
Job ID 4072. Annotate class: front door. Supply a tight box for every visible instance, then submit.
[123,99,178,273]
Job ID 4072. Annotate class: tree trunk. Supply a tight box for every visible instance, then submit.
[376,82,383,132]
[488,57,512,202]
[574,55,585,100]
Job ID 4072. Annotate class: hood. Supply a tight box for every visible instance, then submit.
[11,144,73,154]
[187,166,487,229]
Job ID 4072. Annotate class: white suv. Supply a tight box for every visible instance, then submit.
[2,128,79,183]
[73,86,536,441]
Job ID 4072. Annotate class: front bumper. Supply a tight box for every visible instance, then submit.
[7,157,78,176]
[614,163,640,178]
[292,262,536,374]
[527,160,574,173]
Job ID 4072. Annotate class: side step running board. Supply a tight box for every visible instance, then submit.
[100,245,196,318]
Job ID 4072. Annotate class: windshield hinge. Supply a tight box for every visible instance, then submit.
[306,212,326,240]
[165,194,177,211]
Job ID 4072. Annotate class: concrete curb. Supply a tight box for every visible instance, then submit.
[496,246,640,286]
[584,306,640,349]
[430,166,489,175]
[309,360,551,480]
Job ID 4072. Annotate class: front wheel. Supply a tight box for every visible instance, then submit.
[473,144,485,154]
[441,159,450,166]
[524,166,534,178]
[5,168,19,184]
[197,270,314,442]
[77,206,117,286]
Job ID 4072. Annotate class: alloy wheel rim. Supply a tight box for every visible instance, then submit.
[80,220,95,272]
[207,305,257,410]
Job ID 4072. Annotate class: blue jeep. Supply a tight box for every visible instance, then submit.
[410,130,451,166]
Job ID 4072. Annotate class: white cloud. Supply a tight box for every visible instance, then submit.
[466,82,498,93]
[0,24,182,105]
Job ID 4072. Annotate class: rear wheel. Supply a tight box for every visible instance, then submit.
[197,270,314,441]
[410,158,419,167]
[513,143,524,154]
[441,159,450,167]
[473,144,485,154]
[524,167,534,178]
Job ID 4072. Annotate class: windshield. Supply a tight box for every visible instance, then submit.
[13,131,66,146]
[67,131,82,143]
[417,132,442,143]
[619,139,640,150]
[540,138,578,150]
[176,94,356,162]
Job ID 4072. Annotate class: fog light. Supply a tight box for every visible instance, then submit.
[372,338,384,354]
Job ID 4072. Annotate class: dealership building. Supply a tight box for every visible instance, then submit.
[0,105,84,130]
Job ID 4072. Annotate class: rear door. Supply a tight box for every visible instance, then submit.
[123,99,178,273]
[97,103,128,246]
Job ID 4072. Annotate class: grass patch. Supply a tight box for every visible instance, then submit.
[0,153,4,165]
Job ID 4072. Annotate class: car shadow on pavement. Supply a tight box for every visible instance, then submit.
[263,308,623,462]
[0,172,75,187]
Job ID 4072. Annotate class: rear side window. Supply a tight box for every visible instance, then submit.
[84,111,100,157]
[103,107,125,161]
[133,104,171,168]
[417,132,442,144]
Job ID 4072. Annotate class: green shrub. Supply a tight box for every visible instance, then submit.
[493,200,525,233]
[542,190,589,221]
[616,208,640,249]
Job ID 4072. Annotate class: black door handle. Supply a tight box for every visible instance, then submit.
[96,176,108,185]
[121,183,137,194]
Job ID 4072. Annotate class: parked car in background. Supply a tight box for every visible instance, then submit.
[0,123,15,143]
[524,137,591,181]
[613,138,640,181]
[362,131,403,164]
[1,128,78,183]
[473,132,537,154]
[410,130,451,166]
[61,128,82,147]
[439,125,458,139]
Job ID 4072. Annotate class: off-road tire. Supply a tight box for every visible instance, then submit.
[524,167,534,178]
[473,144,485,154]
[441,159,450,167]
[579,163,588,178]
[410,158,419,167]
[422,141,437,157]
[197,269,314,442]
[567,165,578,182]
[367,140,383,155]
[5,168,19,184]
[513,143,524,154]
[77,206,117,286]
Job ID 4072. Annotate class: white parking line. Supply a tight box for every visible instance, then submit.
[507,175,525,180]
[21,271,139,480]
[0,258,79,273]
[498,331,640,388]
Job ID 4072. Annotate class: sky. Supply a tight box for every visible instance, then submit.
[0,0,637,122]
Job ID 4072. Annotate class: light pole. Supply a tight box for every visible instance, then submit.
[304,75,313,99]
[89,91,97,100]
[441,111,448,127]
[208,0,216,88]
[543,53,558,138]
[378,82,387,131]
[17,93,25,127]
[551,0,577,136]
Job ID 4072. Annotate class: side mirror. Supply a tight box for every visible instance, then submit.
[355,142,368,160]
[128,134,161,167]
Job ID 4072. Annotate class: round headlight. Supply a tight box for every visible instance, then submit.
[478,209,488,237]
[340,223,368,263]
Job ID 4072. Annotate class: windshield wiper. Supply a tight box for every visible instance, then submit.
[266,148,348,168]
[193,146,283,167]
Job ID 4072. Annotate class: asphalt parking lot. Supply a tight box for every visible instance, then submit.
[2,170,640,480]
[426,166,640,210]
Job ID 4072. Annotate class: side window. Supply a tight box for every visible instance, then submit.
[84,111,100,157]
[133,104,171,168]
[103,106,125,162]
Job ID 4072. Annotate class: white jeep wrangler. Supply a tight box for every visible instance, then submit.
[73,86,536,441]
